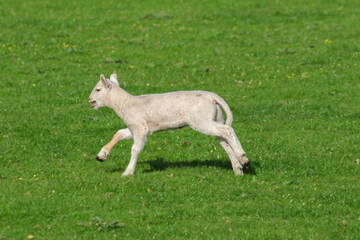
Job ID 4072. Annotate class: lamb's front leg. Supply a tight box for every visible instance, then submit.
[122,129,148,176]
[96,128,132,161]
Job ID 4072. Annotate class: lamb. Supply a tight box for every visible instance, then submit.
[88,73,249,176]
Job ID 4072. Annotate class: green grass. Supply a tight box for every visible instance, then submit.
[1,0,360,239]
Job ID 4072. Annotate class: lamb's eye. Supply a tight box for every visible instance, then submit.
[96,88,101,92]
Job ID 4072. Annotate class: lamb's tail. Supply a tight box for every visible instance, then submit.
[213,94,233,126]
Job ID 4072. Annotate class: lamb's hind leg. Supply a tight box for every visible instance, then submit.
[217,137,244,175]
[96,128,132,162]
[219,126,249,168]
[191,118,249,170]
[214,106,244,175]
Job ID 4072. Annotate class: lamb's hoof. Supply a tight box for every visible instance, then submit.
[243,162,249,169]
[97,148,109,161]
[240,154,249,168]
[234,168,244,176]
[121,172,134,177]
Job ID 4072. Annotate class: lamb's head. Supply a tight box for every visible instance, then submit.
[88,74,119,110]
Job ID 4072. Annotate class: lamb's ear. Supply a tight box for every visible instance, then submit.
[110,73,119,86]
[100,74,111,89]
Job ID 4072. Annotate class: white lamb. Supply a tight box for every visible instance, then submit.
[88,74,249,176]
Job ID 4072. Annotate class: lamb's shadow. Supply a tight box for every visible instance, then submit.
[140,157,258,175]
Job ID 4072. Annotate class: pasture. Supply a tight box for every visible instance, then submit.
[1,0,359,239]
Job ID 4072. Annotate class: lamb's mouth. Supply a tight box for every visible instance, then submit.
[90,101,98,109]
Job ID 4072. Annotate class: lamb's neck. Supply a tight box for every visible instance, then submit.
[106,86,132,118]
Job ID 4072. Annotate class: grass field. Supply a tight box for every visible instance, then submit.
[1,0,360,239]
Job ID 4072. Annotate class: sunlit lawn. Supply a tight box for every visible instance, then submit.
[1,0,360,239]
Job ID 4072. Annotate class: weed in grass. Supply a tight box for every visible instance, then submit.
[78,217,124,232]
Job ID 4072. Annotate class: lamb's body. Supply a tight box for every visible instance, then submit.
[89,74,249,176]
[113,89,231,134]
